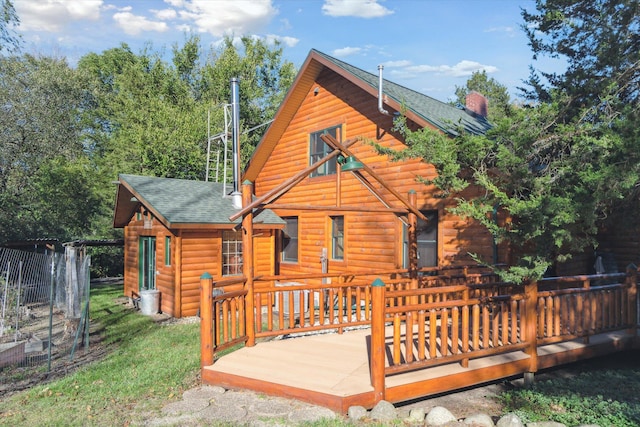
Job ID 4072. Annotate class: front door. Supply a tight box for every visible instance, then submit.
[139,236,156,290]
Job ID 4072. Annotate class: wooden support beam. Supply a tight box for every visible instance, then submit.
[370,278,386,403]
[242,181,256,347]
[319,134,427,222]
[200,272,214,367]
[228,138,360,222]
[262,203,409,214]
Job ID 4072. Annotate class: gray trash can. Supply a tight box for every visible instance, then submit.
[140,289,160,315]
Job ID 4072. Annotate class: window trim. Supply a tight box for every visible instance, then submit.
[309,125,341,178]
[281,216,299,263]
[330,215,344,261]
[222,230,243,276]
[403,210,438,268]
[164,236,171,266]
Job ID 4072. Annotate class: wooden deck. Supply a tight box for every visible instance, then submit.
[202,326,638,413]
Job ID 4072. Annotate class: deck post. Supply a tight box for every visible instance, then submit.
[370,278,386,403]
[242,180,256,347]
[200,272,214,367]
[523,280,538,377]
[626,264,638,333]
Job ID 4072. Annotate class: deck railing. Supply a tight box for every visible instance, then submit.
[381,282,528,376]
[200,264,637,401]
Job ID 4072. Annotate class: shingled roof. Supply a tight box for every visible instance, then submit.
[244,49,491,182]
[312,50,491,136]
[113,174,284,229]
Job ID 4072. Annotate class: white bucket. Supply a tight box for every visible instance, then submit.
[139,289,160,315]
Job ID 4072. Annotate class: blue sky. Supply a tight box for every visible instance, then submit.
[12,0,564,102]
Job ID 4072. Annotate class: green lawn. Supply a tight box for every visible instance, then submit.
[0,283,201,426]
[501,349,640,426]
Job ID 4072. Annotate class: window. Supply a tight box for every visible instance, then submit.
[309,125,341,177]
[222,230,243,276]
[331,216,344,260]
[403,210,438,268]
[164,236,171,266]
[281,217,299,263]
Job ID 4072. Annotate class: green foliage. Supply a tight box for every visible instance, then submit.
[502,356,640,426]
[0,284,201,426]
[201,36,296,163]
[0,0,19,53]
[0,55,100,242]
[78,35,296,181]
[387,86,640,282]
[0,35,294,275]
[381,0,640,282]
[521,0,639,118]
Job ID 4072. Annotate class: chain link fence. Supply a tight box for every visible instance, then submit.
[0,246,90,375]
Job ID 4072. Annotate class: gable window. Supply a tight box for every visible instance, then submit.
[222,230,243,276]
[310,125,341,177]
[403,210,438,268]
[331,215,344,260]
[281,217,299,263]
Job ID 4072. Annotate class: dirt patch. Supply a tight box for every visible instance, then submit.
[0,296,122,399]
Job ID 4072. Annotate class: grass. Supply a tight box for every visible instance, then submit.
[0,283,201,426]
[500,351,640,426]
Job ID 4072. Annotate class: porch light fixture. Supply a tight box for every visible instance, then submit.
[337,155,364,172]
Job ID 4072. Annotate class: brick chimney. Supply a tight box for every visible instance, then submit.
[465,91,488,118]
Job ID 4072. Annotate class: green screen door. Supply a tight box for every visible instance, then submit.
[139,236,156,290]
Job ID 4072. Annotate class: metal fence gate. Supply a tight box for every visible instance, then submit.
[0,246,90,373]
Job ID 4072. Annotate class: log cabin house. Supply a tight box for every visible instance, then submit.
[198,50,638,411]
[113,174,284,317]
[239,49,497,280]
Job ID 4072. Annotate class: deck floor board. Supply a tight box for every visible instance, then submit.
[203,327,636,412]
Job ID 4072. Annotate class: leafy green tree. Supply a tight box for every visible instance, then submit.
[382,1,640,282]
[0,54,103,242]
[0,0,20,53]
[453,70,513,121]
[79,36,296,181]
[201,36,296,163]
[521,0,639,118]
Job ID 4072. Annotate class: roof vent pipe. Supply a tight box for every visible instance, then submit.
[378,65,390,116]
[230,77,242,210]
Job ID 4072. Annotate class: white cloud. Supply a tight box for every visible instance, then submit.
[382,59,412,68]
[176,0,277,37]
[15,0,103,32]
[485,26,518,37]
[262,34,299,47]
[113,12,169,36]
[322,0,393,18]
[152,8,178,20]
[333,46,362,57]
[405,60,498,78]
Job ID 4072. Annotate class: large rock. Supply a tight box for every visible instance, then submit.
[464,412,495,426]
[370,400,396,421]
[426,406,458,425]
[406,407,426,423]
[496,413,525,427]
[347,405,368,421]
